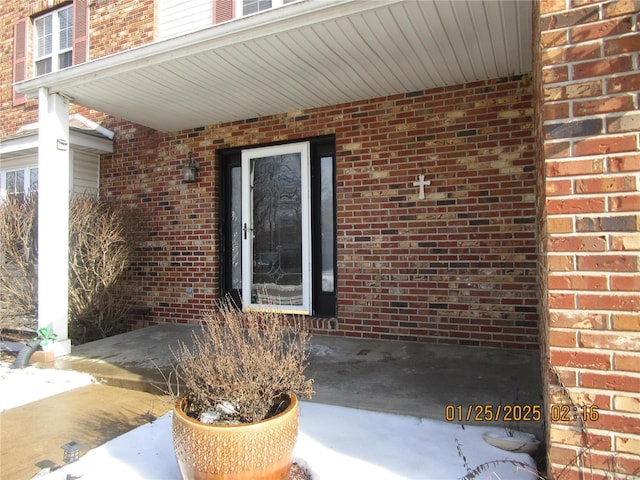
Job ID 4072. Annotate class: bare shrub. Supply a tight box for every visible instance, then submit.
[173,297,314,424]
[68,195,137,344]
[0,192,38,324]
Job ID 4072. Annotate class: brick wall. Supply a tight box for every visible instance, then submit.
[1,0,154,137]
[101,76,539,349]
[537,0,640,478]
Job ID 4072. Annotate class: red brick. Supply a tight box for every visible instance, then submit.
[577,254,638,272]
[573,56,634,80]
[549,292,576,308]
[551,349,612,369]
[541,6,600,31]
[587,449,640,475]
[548,465,583,480]
[603,0,640,18]
[547,158,605,176]
[573,134,638,157]
[616,435,640,455]
[615,353,640,372]
[575,176,637,194]
[547,197,606,214]
[579,332,640,352]
[579,293,640,311]
[611,275,640,291]
[544,141,571,158]
[544,101,570,120]
[540,0,568,15]
[571,17,634,43]
[588,409,640,434]
[605,33,640,55]
[609,194,640,212]
[609,155,640,172]
[92,78,538,348]
[542,30,567,48]
[607,72,640,93]
[607,112,640,133]
[614,394,640,414]
[548,446,581,470]
[574,95,635,117]
[544,80,603,101]
[548,236,606,252]
[550,311,608,329]
[612,314,640,331]
[547,217,574,233]
[550,273,608,289]
[549,329,577,348]
[548,254,576,271]
[551,367,578,387]
[543,65,570,84]
[610,235,640,251]
[546,179,573,195]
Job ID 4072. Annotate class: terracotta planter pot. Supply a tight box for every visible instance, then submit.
[172,393,299,480]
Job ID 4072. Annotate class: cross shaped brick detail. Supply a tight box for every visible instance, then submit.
[412,174,431,200]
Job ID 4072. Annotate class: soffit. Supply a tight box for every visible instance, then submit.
[14,0,532,132]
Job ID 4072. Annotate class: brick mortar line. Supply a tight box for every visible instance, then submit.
[543,109,640,125]
[543,64,639,87]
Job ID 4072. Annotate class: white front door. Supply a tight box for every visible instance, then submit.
[241,142,311,313]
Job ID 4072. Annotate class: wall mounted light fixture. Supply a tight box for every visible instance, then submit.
[183,152,200,183]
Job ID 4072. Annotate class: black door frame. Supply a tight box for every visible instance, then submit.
[219,136,336,316]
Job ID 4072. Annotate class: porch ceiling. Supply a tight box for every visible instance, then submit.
[15,0,532,133]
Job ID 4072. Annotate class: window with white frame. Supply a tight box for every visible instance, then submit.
[239,0,298,16]
[34,5,73,76]
[1,167,38,201]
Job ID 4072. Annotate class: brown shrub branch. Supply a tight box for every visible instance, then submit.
[0,193,38,322]
[173,297,314,424]
[0,193,137,343]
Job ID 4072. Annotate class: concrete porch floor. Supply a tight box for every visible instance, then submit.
[53,324,543,432]
[2,324,544,479]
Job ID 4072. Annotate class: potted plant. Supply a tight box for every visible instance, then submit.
[171,297,314,480]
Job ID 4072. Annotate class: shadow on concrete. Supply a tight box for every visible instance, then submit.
[50,324,543,435]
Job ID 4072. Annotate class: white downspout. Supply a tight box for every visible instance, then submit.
[37,87,71,356]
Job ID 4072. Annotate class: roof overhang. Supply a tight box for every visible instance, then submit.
[0,114,114,160]
[14,0,532,133]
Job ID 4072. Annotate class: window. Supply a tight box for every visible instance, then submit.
[220,137,336,316]
[239,0,298,16]
[1,167,38,201]
[13,1,88,104]
[34,5,73,76]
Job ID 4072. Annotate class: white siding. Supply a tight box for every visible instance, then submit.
[0,154,37,171]
[71,150,99,194]
[158,0,213,39]
[0,151,99,198]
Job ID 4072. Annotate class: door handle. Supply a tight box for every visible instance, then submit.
[243,223,253,240]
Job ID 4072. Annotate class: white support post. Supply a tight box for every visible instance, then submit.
[38,88,71,356]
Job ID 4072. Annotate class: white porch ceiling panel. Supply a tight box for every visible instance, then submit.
[15,0,532,132]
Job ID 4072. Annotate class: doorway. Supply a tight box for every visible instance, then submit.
[220,137,336,316]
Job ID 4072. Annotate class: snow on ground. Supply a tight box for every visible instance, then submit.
[2,362,539,480]
[0,362,95,411]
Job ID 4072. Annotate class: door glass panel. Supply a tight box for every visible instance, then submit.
[250,153,302,306]
[241,142,310,313]
[320,156,334,292]
[230,166,242,289]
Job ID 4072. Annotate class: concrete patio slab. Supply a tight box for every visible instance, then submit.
[0,383,172,480]
[2,325,543,478]
[50,324,543,433]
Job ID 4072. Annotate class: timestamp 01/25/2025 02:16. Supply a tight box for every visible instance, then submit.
[445,404,600,423]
